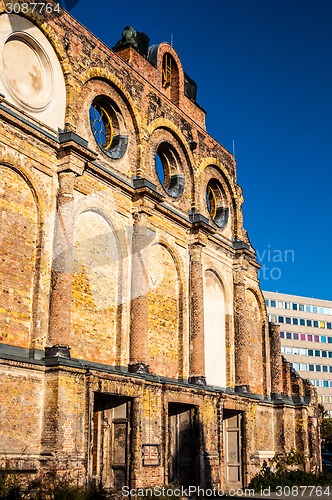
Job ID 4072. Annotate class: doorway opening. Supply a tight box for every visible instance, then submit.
[168,403,198,486]
[91,393,131,489]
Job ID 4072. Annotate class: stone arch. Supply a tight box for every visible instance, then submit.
[199,157,236,188]
[249,286,269,322]
[201,159,236,202]
[152,236,186,286]
[147,118,195,168]
[203,269,227,387]
[0,164,40,348]
[0,162,44,219]
[202,258,233,306]
[147,118,195,163]
[245,288,266,395]
[70,209,122,365]
[73,194,130,263]
[149,43,185,105]
[80,68,140,119]
[147,241,182,379]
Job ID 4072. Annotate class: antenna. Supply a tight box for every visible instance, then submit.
[170,34,173,47]
[232,139,235,157]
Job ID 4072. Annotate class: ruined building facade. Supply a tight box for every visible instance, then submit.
[0,3,321,490]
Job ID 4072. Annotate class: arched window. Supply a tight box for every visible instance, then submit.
[162,53,179,104]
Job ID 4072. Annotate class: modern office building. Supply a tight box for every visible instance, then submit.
[264,291,332,415]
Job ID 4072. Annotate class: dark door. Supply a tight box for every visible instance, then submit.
[92,394,131,488]
[168,404,197,486]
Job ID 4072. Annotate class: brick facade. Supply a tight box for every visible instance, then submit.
[0,2,321,490]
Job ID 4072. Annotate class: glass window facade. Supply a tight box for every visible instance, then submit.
[266,299,332,316]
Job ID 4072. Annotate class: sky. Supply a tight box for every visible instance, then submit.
[65,0,332,301]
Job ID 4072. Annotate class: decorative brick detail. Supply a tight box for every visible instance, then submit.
[308,415,321,471]
[282,357,293,400]
[189,243,206,384]
[129,212,151,372]
[47,170,76,353]
[269,322,283,399]
[234,280,249,392]
[245,288,265,395]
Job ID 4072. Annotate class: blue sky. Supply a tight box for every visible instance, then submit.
[68,0,332,300]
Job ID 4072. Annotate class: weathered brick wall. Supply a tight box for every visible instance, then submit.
[0,166,38,348]
[56,369,87,455]
[254,406,275,451]
[246,403,275,478]
[283,407,296,450]
[41,370,85,454]
[0,363,44,455]
[245,289,265,395]
[70,211,118,364]
[200,397,221,486]
[148,243,180,378]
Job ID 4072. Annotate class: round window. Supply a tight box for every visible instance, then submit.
[89,96,128,159]
[1,33,53,111]
[155,142,184,198]
[206,179,229,228]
